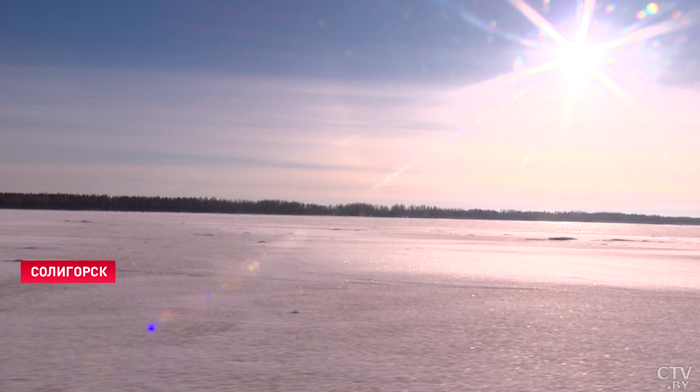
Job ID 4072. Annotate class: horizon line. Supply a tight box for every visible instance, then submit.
[1,192,699,225]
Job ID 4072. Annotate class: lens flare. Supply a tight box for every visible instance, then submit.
[513,56,524,70]
[159,309,174,322]
[146,308,176,333]
[646,3,659,15]
[247,260,260,273]
[636,11,647,20]
[520,141,537,170]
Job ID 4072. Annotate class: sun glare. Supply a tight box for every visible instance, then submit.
[558,42,601,77]
[375,0,695,189]
[499,0,693,108]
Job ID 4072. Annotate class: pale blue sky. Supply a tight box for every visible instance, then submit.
[1,1,699,215]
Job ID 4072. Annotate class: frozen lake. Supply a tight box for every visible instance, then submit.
[1,210,699,391]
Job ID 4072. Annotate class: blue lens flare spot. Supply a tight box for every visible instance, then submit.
[148,323,157,333]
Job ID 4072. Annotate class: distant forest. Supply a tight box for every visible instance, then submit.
[1,192,699,226]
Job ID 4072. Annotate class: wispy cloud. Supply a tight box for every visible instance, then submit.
[1,63,699,214]
[0,66,453,201]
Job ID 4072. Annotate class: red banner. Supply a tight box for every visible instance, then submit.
[21,260,116,283]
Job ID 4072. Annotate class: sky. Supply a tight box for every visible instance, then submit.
[1,0,699,216]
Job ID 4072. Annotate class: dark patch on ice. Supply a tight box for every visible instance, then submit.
[332,228,341,230]
[18,246,54,250]
[1,259,22,263]
[290,310,299,314]
[258,240,266,243]
[525,238,546,241]
[193,233,214,237]
[548,237,577,241]
[64,220,92,223]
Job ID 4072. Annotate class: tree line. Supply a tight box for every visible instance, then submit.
[1,192,699,225]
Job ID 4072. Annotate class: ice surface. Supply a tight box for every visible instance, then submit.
[1,210,699,391]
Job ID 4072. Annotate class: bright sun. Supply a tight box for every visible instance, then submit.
[504,0,688,104]
[558,42,601,77]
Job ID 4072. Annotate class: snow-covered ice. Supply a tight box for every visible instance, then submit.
[1,210,699,391]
